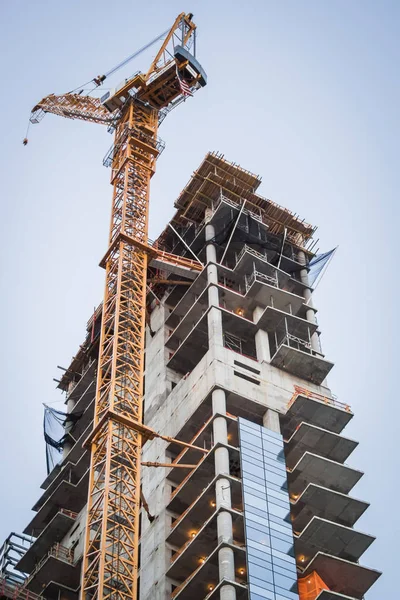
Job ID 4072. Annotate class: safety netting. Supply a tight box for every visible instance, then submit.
[298,571,330,599]
[43,405,81,474]
[308,248,335,286]
[210,213,287,263]
[208,211,336,282]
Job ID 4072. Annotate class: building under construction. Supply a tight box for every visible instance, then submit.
[0,12,380,600]
[0,151,381,600]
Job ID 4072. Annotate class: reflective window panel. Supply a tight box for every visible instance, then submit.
[238,417,299,600]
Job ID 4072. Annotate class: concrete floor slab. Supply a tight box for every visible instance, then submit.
[302,552,381,599]
[33,451,89,512]
[257,305,318,338]
[167,476,243,547]
[166,288,209,351]
[295,516,375,565]
[246,278,304,315]
[167,311,209,373]
[201,579,248,600]
[167,444,241,515]
[17,511,76,573]
[282,393,353,438]
[287,452,363,496]
[285,422,358,468]
[167,509,244,581]
[291,483,369,531]
[316,592,358,600]
[67,360,97,403]
[271,344,334,385]
[24,470,89,536]
[171,542,246,600]
[25,555,79,594]
[234,247,307,298]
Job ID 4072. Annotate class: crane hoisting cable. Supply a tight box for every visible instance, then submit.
[93,26,171,86]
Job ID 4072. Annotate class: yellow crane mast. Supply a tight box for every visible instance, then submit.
[28,13,207,600]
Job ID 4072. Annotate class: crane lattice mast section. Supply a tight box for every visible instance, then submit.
[29,13,206,600]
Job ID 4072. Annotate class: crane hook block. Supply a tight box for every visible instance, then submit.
[94,74,106,87]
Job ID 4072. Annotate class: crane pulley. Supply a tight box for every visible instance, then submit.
[28,12,206,600]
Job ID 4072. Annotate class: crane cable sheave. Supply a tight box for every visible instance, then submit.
[28,12,206,130]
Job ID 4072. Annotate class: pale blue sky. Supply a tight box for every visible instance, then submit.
[0,1,398,597]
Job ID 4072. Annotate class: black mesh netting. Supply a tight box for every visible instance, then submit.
[43,405,81,474]
[208,211,335,279]
[209,213,286,265]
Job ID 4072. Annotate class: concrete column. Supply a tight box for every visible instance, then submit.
[298,250,320,353]
[253,306,271,362]
[207,264,219,287]
[219,585,237,600]
[215,446,230,475]
[211,387,236,597]
[218,545,236,584]
[217,510,233,542]
[205,210,217,264]
[216,477,232,508]
[263,408,281,434]
[213,390,230,476]
[62,439,72,459]
[62,397,76,458]
[206,214,224,348]
[67,398,76,413]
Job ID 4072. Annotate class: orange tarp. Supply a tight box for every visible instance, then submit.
[298,571,330,600]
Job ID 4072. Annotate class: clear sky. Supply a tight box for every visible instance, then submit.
[0,1,398,597]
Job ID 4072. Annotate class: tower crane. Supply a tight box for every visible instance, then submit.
[28,13,206,600]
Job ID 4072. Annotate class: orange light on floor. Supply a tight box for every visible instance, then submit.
[298,571,330,600]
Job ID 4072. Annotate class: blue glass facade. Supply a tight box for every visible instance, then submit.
[238,417,299,600]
